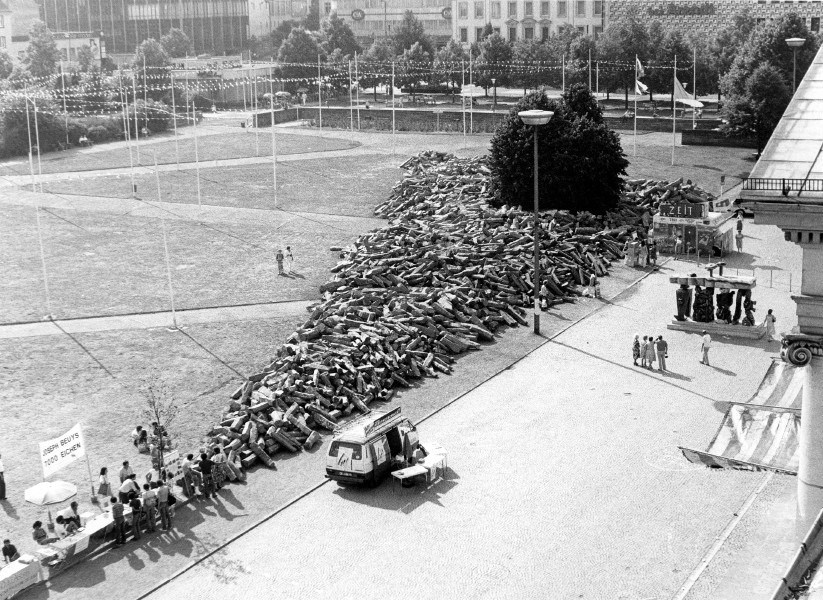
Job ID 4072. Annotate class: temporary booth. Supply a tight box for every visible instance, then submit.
[652,199,736,256]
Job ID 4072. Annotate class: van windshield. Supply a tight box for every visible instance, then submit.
[329,441,362,460]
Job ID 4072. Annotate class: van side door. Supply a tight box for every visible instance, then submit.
[371,436,391,483]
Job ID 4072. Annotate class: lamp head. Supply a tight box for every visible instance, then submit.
[518,109,554,126]
[786,37,806,48]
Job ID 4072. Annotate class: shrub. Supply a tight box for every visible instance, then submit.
[87,125,111,143]
[66,119,88,145]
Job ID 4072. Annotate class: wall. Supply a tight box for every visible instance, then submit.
[682,128,758,148]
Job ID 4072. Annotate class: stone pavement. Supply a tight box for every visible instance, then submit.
[134,232,800,600]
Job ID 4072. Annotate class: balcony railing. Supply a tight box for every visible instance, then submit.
[743,178,823,194]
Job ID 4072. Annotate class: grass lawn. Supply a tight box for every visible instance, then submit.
[40,154,402,217]
[0,313,307,552]
[1,130,359,176]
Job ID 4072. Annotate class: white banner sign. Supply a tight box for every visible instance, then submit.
[40,424,86,478]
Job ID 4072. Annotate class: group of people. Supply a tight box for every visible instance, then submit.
[131,423,173,471]
[180,443,246,500]
[623,237,659,269]
[275,246,295,276]
[110,461,176,545]
[633,334,669,371]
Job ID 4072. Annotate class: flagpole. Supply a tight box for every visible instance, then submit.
[33,94,44,192]
[349,59,354,132]
[355,51,360,130]
[269,66,277,209]
[253,66,260,156]
[120,78,136,197]
[132,72,140,165]
[634,54,637,157]
[192,100,202,207]
[692,47,697,130]
[469,54,473,134]
[60,62,69,148]
[154,149,178,330]
[391,60,396,154]
[562,53,565,92]
[462,59,466,137]
[596,60,599,98]
[85,453,97,503]
[672,55,676,166]
[588,48,592,89]
[317,55,323,136]
[24,87,36,192]
[170,71,179,168]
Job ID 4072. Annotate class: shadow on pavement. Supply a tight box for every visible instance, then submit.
[331,468,460,513]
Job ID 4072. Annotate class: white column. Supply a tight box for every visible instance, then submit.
[798,356,823,538]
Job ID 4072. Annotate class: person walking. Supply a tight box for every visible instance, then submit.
[763,309,777,342]
[275,248,285,276]
[0,452,6,500]
[156,480,172,531]
[655,335,668,372]
[645,333,656,370]
[700,330,712,365]
[285,246,294,274]
[648,239,658,268]
[735,231,743,253]
[640,336,649,368]
[110,496,127,545]
[633,334,641,366]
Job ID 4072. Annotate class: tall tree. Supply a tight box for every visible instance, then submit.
[392,10,434,57]
[512,39,552,93]
[25,21,61,79]
[76,45,95,72]
[160,28,193,58]
[475,32,513,90]
[647,28,692,109]
[397,42,430,100]
[0,49,13,79]
[277,27,324,92]
[435,39,468,100]
[133,39,170,100]
[321,11,361,57]
[710,9,757,85]
[360,38,393,101]
[722,63,791,155]
[568,35,597,88]
[302,0,321,31]
[597,7,650,108]
[490,86,627,214]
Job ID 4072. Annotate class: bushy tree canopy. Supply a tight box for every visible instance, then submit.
[133,39,170,100]
[322,12,361,58]
[25,21,61,79]
[277,27,324,91]
[160,28,193,58]
[76,45,95,72]
[360,38,393,100]
[475,33,512,89]
[435,39,468,92]
[490,85,628,214]
[392,11,434,57]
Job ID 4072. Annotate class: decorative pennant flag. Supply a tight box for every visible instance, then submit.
[673,77,693,101]
[636,57,645,78]
[635,79,649,95]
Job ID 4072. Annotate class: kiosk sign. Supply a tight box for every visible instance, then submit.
[658,201,707,219]
[40,424,86,478]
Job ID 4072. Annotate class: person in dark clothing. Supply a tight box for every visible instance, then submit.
[128,492,142,540]
[2,539,20,563]
[198,453,216,499]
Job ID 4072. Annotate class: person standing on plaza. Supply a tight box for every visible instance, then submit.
[128,492,142,541]
[645,333,656,369]
[633,334,641,366]
[141,484,157,532]
[211,447,227,491]
[736,213,744,234]
[119,460,134,484]
[763,309,777,342]
[275,248,285,276]
[655,335,668,372]
[181,453,200,498]
[285,246,294,274]
[638,240,648,267]
[675,235,684,255]
[648,239,658,268]
[98,467,111,501]
[110,496,127,545]
[640,335,649,368]
[156,480,172,531]
[700,330,712,366]
[0,452,6,500]
[198,452,216,499]
[736,231,744,253]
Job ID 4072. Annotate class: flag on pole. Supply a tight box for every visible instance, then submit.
[673,77,693,102]
[635,80,649,95]
[636,57,645,78]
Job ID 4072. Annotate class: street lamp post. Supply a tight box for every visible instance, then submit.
[786,37,806,94]
[491,78,497,113]
[518,109,554,335]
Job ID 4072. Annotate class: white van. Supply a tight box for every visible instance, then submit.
[325,407,419,486]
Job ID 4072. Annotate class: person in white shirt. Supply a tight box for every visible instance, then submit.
[700,330,712,366]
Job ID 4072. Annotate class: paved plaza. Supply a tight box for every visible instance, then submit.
[0,126,803,600]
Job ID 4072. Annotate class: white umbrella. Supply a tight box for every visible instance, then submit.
[25,481,77,505]
[25,481,77,528]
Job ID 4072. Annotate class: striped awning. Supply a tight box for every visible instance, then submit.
[680,360,803,474]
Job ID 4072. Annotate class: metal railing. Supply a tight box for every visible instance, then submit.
[743,178,823,194]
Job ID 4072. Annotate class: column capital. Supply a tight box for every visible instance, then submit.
[782,333,823,366]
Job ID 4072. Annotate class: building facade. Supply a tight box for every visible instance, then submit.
[247,0,309,38]
[608,0,823,37]
[37,0,249,56]
[452,0,605,45]
[334,0,454,48]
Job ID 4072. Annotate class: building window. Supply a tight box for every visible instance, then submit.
[508,1,517,17]
[476,27,485,40]
[541,26,549,39]
[460,27,468,42]
[324,1,331,14]
[60,48,67,60]
[593,25,602,37]
[493,27,500,34]
[540,1,549,16]
[577,25,584,33]
[524,1,533,15]
[813,17,820,32]
[557,1,567,17]
[525,26,534,39]
[575,0,585,17]
[491,1,501,18]
[474,1,483,17]
[0,16,5,28]
[593,0,602,16]
[458,1,468,17]
[509,26,516,40]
